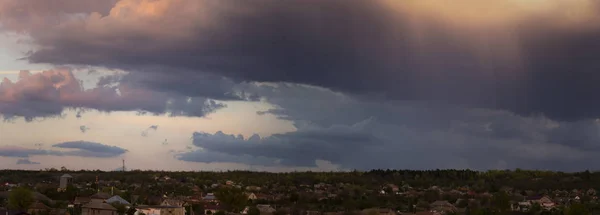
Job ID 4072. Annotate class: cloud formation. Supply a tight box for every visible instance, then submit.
[141,125,158,137]
[179,84,600,171]
[0,69,226,121]
[16,158,40,165]
[0,141,127,158]
[52,141,128,157]
[1,0,599,120]
[80,125,89,133]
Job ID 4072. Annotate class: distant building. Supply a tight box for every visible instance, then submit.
[59,174,73,191]
[81,200,117,215]
[202,193,218,203]
[135,206,185,215]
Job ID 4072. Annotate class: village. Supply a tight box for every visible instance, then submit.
[0,170,598,215]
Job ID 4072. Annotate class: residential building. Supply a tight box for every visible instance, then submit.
[429,201,456,214]
[202,193,218,203]
[81,201,117,215]
[135,206,185,215]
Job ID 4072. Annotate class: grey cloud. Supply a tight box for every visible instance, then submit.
[179,84,600,171]
[16,158,40,165]
[52,141,128,157]
[0,69,226,121]
[0,141,128,158]
[6,0,600,121]
[177,150,278,166]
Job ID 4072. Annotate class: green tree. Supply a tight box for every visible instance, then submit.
[8,187,35,210]
[491,191,510,213]
[566,203,589,215]
[215,187,247,212]
[529,203,542,215]
[110,203,128,215]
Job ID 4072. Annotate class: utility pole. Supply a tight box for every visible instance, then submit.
[123,159,126,172]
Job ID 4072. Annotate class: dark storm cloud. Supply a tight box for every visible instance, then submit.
[0,141,127,158]
[178,84,600,171]
[16,158,40,165]
[9,0,600,120]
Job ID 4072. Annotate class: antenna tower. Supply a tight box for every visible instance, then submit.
[122,159,126,172]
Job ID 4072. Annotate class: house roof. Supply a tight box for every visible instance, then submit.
[136,206,181,209]
[202,194,216,200]
[30,202,51,210]
[61,174,73,178]
[256,205,275,213]
[106,195,131,205]
[162,199,184,206]
[81,201,117,211]
[431,200,453,207]
[90,192,111,200]
[74,197,91,204]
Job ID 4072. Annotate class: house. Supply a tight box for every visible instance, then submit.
[527,196,555,210]
[81,200,117,215]
[202,193,218,203]
[429,201,456,214]
[106,195,131,205]
[361,208,395,215]
[256,205,275,215]
[161,199,185,207]
[246,193,257,201]
[135,206,185,215]
[28,202,51,215]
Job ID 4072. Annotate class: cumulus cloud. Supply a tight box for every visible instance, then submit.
[0,0,598,120]
[16,158,40,165]
[178,84,600,171]
[0,141,127,158]
[0,69,226,121]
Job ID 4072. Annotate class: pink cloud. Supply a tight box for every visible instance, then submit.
[0,68,224,121]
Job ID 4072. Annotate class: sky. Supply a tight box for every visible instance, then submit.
[1,0,600,172]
